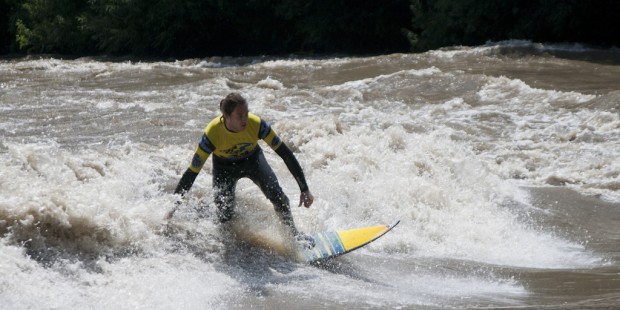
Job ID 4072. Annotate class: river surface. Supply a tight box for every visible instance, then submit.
[1,41,620,309]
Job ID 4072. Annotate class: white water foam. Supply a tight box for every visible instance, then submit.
[1,51,617,308]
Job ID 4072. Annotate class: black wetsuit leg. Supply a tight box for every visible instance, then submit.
[212,163,239,223]
[248,150,298,235]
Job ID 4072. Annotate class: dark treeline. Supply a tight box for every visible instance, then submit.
[1,0,619,58]
[408,0,620,51]
[0,0,411,57]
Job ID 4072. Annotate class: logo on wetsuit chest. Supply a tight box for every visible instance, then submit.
[221,143,254,158]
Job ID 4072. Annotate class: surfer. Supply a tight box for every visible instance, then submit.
[166,92,314,245]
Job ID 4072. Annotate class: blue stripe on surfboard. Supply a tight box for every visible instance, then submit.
[302,231,345,261]
[324,231,346,255]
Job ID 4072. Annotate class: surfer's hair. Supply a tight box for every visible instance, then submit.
[220,93,247,116]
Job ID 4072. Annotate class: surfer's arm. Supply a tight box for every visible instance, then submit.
[275,142,309,192]
[166,134,213,220]
[165,168,198,220]
[174,169,199,196]
[275,143,314,208]
[174,134,213,196]
[260,118,313,207]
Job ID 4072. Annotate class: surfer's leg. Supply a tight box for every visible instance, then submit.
[250,153,315,248]
[212,166,238,223]
[250,151,299,236]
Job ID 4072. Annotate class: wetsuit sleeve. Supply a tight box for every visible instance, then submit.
[174,169,198,196]
[275,142,309,192]
[174,133,214,196]
[189,133,214,173]
[258,119,283,150]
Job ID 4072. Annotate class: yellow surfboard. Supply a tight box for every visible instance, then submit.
[298,220,400,263]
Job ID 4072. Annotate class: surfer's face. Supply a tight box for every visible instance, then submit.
[224,103,249,132]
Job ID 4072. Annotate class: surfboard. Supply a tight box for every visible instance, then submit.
[297,220,400,263]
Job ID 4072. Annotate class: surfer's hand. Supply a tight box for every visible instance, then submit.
[163,209,174,220]
[164,201,181,220]
[299,190,314,208]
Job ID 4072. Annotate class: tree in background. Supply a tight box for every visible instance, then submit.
[14,0,93,54]
[408,0,620,51]
[81,0,200,55]
[3,0,411,57]
[3,0,620,57]
[278,0,410,54]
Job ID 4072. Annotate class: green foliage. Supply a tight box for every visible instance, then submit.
[1,0,619,56]
[81,0,218,55]
[14,0,93,54]
[15,19,31,50]
[1,0,411,56]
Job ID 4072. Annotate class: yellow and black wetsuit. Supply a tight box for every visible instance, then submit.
[174,113,308,231]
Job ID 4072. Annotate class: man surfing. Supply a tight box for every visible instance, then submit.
[166,93,314,247]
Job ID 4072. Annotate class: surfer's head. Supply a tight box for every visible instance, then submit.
[220,93,249,132]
